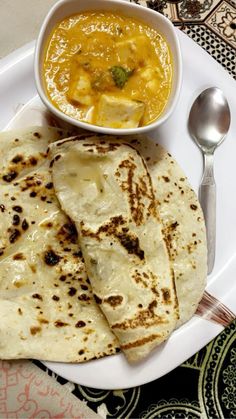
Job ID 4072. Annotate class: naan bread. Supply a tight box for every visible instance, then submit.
[0,127,206,364]
[0,128,119,362]
[131,138,207,327]
[51,134,207,331]
[50,136,179,363]
[0,127,66,184]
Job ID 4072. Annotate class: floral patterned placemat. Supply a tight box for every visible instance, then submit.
[132,0,236,79]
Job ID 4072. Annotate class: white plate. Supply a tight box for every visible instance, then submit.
[0,30,236,390]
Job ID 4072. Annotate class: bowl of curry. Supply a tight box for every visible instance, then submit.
[35,0,182,134]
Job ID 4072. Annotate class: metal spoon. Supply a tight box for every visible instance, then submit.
[188,87,231,274]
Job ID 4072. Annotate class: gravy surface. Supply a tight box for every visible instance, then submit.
[43,11,173,128]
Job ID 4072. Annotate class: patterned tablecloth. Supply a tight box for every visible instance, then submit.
[1,0,236,418]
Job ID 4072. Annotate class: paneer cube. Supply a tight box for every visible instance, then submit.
[95,94,145,128]
[139,65,163,81]
[116,36,150,68]
[138,66,163,92]
[67,69,92,106]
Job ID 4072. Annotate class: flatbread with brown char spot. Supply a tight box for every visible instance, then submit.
[0,127,206,364]
[131,138,207,327]
[50,136,179,363]
[0,128,119,362]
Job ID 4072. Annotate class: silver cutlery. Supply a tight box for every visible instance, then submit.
[188,87,231,274]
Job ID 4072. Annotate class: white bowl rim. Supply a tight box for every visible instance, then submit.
[34,0,182,135]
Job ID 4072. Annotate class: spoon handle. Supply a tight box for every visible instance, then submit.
[199,153,216,275]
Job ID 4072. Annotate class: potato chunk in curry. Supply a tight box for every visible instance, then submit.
[43,11,172,128]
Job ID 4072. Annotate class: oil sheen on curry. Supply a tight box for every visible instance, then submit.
[43,11,173,129]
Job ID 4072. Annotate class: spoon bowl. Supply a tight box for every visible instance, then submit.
[189,87,231,153]
[188,87,231,274]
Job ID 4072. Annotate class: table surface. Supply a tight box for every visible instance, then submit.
[1,0,236,418]
[0,0,58,58]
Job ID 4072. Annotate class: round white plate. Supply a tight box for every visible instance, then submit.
[0,30,236,390]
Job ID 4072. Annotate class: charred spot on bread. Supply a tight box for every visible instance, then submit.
[75,320,86,328]
[12,205,22,213]
[104,295,123,307]
[3,171,18,182]
[44,250,61,266]
[30,326,42,335]
[9,228,21,243]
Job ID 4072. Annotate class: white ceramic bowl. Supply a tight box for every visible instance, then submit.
[35,0,182,135]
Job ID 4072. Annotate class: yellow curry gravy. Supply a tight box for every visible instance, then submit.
[43,11,173,128]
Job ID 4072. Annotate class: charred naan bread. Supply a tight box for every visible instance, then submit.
[50,136,179,363]
[0,127,66,184]
[131,138,207,327]
[51,134,207,332]
[0,127,206,365]
[0,128,119,362]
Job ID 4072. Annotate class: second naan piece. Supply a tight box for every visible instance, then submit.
[51,137,179,362]
[0,128,119,362]
[132,138,207,327]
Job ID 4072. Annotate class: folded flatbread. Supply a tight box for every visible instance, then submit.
[0,127,119,362]
[132,138,207,326]
[51,134,207,331]
[0,128,206,364]
[50,136,179,362]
